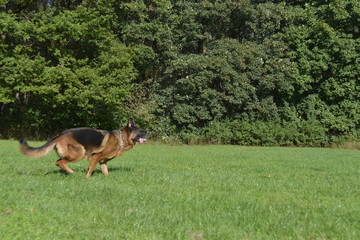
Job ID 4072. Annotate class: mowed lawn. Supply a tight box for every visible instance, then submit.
[0,140,359,239]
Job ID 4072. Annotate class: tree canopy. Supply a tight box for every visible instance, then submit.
[1,0,359,146]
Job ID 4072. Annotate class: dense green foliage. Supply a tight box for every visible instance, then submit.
[1,141,360,239]
[1,0,359,145]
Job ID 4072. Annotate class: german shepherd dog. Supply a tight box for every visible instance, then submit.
[19,119,148,178]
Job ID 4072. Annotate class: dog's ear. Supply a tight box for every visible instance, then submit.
[128,118,135,128]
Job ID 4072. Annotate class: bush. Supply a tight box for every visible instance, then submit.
[169,119,332,147]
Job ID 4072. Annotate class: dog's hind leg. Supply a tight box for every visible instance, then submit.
[55,143,85,174]
[56,158,75,174]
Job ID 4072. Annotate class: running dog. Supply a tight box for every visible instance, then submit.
[19,119,148,178]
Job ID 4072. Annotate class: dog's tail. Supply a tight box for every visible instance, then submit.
[19,136,58,158]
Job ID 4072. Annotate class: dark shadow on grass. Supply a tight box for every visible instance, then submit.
[45,166,134,176]
[45,169,73,176]
[90,167,134,175]
[18,169,72,177]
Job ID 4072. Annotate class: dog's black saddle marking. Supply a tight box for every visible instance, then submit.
[71,128,105,147]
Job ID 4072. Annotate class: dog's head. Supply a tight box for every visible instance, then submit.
[124,118,148,144]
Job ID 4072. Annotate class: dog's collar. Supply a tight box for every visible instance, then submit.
[119,130,125,148]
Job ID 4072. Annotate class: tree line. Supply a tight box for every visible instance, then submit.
[0,0,359,146]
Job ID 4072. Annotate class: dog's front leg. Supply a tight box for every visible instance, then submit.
[86,155,101,179]
[100,163,109,176]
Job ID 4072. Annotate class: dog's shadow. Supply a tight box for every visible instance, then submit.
[92,167,134,174]
[45,166,134,176]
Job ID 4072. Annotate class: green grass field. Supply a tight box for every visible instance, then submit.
[0,140,359,239]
